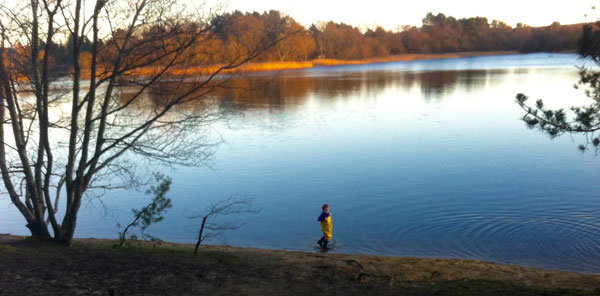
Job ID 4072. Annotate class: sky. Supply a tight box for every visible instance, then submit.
[224,0,596,31]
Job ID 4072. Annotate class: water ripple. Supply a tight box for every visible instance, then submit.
[345,192,600,274]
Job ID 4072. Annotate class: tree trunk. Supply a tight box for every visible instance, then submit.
[58,212,78,245]
[26,220,51,239]
[194,216,207,255]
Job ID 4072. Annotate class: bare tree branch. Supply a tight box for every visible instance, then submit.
[184,195,260,254]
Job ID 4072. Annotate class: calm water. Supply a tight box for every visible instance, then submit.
[2,53,600,274]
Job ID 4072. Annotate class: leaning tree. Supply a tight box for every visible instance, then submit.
[0,0,294,245]
[516,21,600,151]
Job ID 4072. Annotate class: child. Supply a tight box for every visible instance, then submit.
[317,204,332,249]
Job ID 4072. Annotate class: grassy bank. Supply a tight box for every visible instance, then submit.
[0,234,598,295]
[123,51,521,78]
[310,51,520,67]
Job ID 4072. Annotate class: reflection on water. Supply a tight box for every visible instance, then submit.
[2,53,600,274]
[207,69,495,108]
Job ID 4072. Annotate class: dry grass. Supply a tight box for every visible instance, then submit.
[234,61,314,72]
[107,51,522,78]
[10,51,525,80]
[311,51,520,66]
[123,61,314,77]
[0,234,598,295]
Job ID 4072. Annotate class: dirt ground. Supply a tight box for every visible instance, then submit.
[1,234,599,295]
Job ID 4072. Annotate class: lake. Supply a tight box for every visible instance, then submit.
[1,53,599,274]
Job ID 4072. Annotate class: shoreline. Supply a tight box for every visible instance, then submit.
[74,50,569,78]
[51,50,579,81]
[129,50,526,77]
[231,51,523,73]
[1,234,598,295]
[310,51,522,66]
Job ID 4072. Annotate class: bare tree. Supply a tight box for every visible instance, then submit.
[185,195,260,255]
[0,0,291,245]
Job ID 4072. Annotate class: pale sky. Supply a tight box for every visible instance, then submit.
[1,0,594,33]
[224,0,596,31]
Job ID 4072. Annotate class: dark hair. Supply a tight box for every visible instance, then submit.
[322,204,329,210]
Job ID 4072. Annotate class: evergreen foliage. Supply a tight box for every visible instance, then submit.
[516,22,600,152]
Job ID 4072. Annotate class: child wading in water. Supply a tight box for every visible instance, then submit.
[317,204,332,249]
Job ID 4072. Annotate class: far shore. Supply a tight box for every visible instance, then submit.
[231,51,524,72]
[126,50,527,77]
[1,234,598,295]
[311,51,523,66]
[69,50,574,79]
[220,51,525,73]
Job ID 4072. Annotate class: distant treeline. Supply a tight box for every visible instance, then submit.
[32,10,584,73]
[305,13,582,60]
[211,11,582,61]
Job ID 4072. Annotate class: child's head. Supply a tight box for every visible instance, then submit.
[322,204,330,213]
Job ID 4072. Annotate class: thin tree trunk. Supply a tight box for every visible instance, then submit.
[60,0,83,245]
[194,216,208,254]
[28,0,50,239]
[40,0,61,240]
[0,42,34,226]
